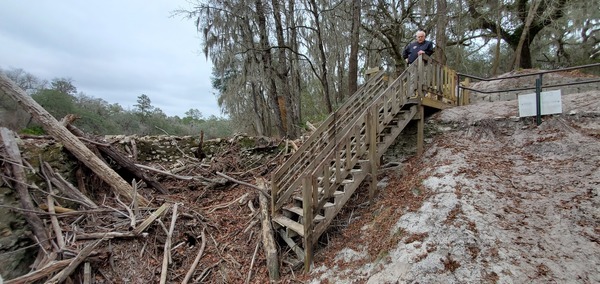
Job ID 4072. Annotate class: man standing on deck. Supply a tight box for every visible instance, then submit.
[403,30,434,65]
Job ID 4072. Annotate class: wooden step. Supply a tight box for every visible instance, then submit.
[318,189,346,204]
[316,176,354,185]
[273,215,305,237]
[283,206,326,222]
[292,196,335,207]
[292,196,335,211]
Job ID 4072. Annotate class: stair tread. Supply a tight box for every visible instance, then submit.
[284,206,326,221]
[293,195,335,206]
[316,177,354,185]
[317,189,345,196]
[273,216,305,237]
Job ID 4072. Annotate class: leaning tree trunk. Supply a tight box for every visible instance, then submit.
[272,0,300,138]
[288,0,303,126]
[0,73,148,205]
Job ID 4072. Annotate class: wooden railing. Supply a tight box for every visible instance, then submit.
[298,60,421,242]
[270,71,389,214]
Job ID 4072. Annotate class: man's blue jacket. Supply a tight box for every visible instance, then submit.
[402,40,434,64]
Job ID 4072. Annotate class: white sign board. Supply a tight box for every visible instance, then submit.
[518,90,562,117]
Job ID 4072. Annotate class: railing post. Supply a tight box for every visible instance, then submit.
[302,175,313,271]
[535,74,542,126]
[456,73,461,106]
[417,56,424,98]
[366,106,378,202]
[417,104,424,155]
[335,143,341,185]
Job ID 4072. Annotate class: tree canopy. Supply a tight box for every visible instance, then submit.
[2,1,597,139]
[177,0,598,138]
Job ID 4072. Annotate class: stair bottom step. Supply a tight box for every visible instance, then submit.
[273,216,305,237]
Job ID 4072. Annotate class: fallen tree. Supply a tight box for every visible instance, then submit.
[0,73,148,205]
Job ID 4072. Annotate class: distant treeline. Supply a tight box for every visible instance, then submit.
[0,67,232,139]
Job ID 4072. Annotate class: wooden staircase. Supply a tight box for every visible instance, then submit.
[270,55,462,269]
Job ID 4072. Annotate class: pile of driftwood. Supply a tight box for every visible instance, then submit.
[0,74,281,283]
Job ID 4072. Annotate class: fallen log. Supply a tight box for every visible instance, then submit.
[4,259,71,284]
[216,172,270,198]
[256,178,279,282]
[0,128,51,251]
[41,162,98,209]
[65,123,169,194]
[0,74,148,205]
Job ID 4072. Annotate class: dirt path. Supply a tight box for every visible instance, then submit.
[308,91,600,283]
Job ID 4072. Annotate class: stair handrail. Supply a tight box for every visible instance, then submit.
[301,55,458,227]
[271,70,389,212]
[271,55,458,215]
[304,60,419,226]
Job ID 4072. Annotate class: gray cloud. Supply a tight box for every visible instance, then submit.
[0,0,220,118]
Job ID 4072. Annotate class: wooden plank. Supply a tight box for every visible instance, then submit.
[278,228,304,261]
[367,106,378,202]
[273,216,305,237]
[421,97,454,109]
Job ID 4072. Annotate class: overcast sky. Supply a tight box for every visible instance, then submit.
[0,1,221,118]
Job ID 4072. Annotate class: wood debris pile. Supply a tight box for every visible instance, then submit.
[0,70,322,283]
[1,122,298,283]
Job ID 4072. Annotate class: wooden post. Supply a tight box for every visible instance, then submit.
[462,78,471,105]
[302,176,313,272]
[367,107,378,202]
[416,55,426,155]
[0,73,148,205]
[417,104,424,156]
[256,178,280,282]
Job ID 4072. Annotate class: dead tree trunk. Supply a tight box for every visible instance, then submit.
[0,73,148,205]
[65,124,169,195]
[257,178,279,282]
[0,128,51,251]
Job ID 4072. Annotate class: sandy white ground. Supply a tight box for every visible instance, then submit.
[310,90,600,283]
